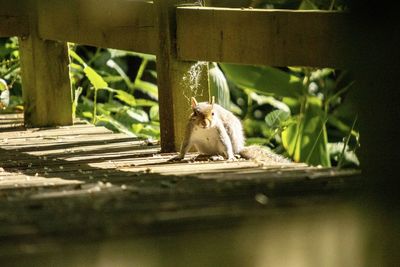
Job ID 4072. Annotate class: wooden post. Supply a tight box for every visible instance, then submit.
[18,0,72,127]
[154,0,210,152]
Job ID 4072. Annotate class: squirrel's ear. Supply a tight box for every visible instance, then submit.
[191,97,198,108]
[210,96,215,105]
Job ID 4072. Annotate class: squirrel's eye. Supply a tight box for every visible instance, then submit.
[211,112,214,116]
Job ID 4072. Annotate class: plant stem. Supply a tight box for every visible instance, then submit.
[93,88,98,124]
[132,58,148,94]
[338,115,358,168]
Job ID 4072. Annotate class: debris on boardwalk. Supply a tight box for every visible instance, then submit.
[0,113,361,240]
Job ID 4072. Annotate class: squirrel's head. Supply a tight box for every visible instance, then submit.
[190,96,216,129]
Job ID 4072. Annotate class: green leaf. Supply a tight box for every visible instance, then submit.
[149,105,159,121]
[135,80,158,99]
[106,59,133,90]
[265,110,290,128]
[299,0,319,10]
[96,114,137,137]
[146,70,157,79]
[139,124,160,138]
[82,111,93,119]
[114,90,136,106]
[131,123,144,134]
[328,142,360,167]
[70,49,108,90]
[135,99,158,107]
[282,97,330,166]
[69,49,86,66]
[249,92,290,113]
[310,68,335,81]
[72,87,83,119]
[209,63,230,109]
[327,115,359,138]
[0,79,7,91]
[220,63,303,98]
[126,109,149,123]
[83,66,108,90]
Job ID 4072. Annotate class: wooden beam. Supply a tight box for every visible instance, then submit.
[176,7,352,68]
[19,0,73,127]
[0,1,29,37]
[154,0,210,152]
[37,0,157,54]
[0,16,29,37]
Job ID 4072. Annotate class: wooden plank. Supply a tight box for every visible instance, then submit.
[0,15,29,37]
[0,1,29,37]
[18,1,73,127]
[37,0,157,54]
[176,7,352,68]
[0,124,112,139]
[0,112,362,246]
[154,0,210,152]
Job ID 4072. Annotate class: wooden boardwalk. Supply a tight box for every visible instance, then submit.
[0,113,361,242]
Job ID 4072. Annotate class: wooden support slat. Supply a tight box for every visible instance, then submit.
[155,0,210,152]
[176,7,352,68]
[37,0,157,54]
[18,1,73,127]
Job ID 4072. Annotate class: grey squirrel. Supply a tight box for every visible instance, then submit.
[171,96,289,163]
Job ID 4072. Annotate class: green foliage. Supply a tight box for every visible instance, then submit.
[214,0,357,167]
[0,37,23,113]
[209,62,230,109]
[220,64,302,98]
[221,62,359,167]
[69,45,159,140]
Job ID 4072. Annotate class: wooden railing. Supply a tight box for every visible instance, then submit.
[0,0,351,152]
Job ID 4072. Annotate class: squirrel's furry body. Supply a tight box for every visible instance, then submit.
[187,103,244,159]
[174,97,289,163]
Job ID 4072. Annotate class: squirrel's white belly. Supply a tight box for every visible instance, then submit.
[190,126,228,156]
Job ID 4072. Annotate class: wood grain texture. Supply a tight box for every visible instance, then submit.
[154,0,210,152]
[17,0,72,127]
[19,36,73,126]
[177,7,352,68]
[0,1,28,37]
[37,0,157,54]
[0,113,361,243]
[0,112,359,188]
[0,15,29,37]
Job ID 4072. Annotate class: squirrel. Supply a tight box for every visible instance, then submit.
[170,96,289,163]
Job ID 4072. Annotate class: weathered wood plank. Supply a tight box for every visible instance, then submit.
[0,15,29,37]
[176,7,352,68]
[18,0,73,127]
[155,0,210,152]
[0,113,362,248]
[0,124,112,139]
[0,1,29,37]
[37,0,157,54]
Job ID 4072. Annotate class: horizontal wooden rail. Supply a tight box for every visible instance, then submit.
[0,1,29,37]
[176,7,352,68]
[37,0,157,54]
[0,15,29,37]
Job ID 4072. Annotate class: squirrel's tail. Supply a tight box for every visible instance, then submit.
[239,145,290,163]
